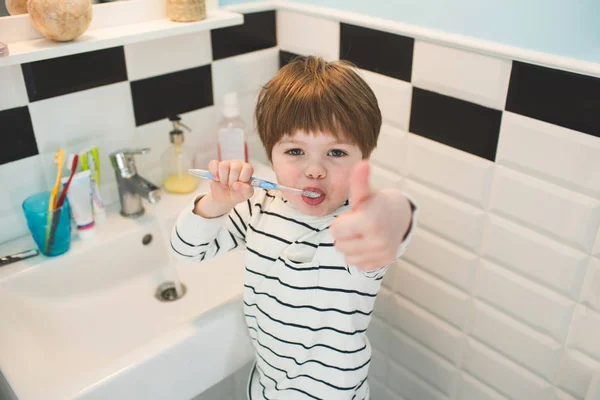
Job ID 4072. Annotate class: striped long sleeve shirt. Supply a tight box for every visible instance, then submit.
[171,189,418,400]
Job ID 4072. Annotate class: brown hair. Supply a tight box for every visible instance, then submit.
[255,55,382,161]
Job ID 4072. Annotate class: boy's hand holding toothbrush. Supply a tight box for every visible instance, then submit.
[193,160,255,218]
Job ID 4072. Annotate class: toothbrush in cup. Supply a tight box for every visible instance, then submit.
[188,169,322,199]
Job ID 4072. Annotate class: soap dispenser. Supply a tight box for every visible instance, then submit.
[161,115,199,194]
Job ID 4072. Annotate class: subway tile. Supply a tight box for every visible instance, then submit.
[403,179,486,253]
[370,164,403,191]
[391,259,471,329]
[277,11,339,61]
[468,300,562,382]
[409,87,502,161]
[279,50,300,69]
[211,11,276,61]
[0,64,28,111]
[587,371,600,400]
[581,258,600,313]
[568,305,600,362]
[0,210,29,245]
[340,23,413,82]
[130,65,213,126]
[388,328,459,397]
[403,227,478,293]
[370,124,408,175]
[497,112,600,199]
[387,359,449,400]
[556,349,600,399]
[462,339,555,400]
[385,293,464,364]
[21,47,127,102]
[412,41,511,110]
[405,133,494,208]
[360,69,412,130]
[124,32,212,81]
[457,373,507,400]
[28,82,136,191]
[554,390,578,400]
[375,286,392,322]
[595,230,600,257]
[476,260,575,342]
[489,165,600,253]
[481,214,590,300]
[0,106,37,165]
[370,378,400,400]
[506,61,600,139]
[212,47,279,106]
[371,348,388,382]
[367,316,391,354]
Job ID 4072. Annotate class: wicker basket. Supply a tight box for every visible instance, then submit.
[167,0,206,22]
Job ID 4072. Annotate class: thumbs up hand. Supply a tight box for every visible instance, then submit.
[330,160,413,272]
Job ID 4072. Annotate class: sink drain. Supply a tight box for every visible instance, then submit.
[155,281,187,302]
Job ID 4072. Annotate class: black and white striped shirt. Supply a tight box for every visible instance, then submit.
[171,189,418,400]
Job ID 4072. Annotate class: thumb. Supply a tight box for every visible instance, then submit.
[349,160,373,210]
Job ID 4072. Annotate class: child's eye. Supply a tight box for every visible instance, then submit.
[328,149,347,157]
[286,148,304,156]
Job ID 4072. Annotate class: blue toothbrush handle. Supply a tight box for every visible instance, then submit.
[196,170,279,190]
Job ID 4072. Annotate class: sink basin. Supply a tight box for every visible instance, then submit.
[0,202,254,400]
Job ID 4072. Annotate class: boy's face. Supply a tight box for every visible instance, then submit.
[271,130,364,216]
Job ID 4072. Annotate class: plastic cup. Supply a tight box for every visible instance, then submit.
[22,191,71,257]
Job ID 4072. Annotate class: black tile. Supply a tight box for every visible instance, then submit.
[279,50,302,69]
[0,106,38,165]
[211,11,277,61]
[340,23,414,82]
[506,61,600,138]
[130,65,213,126]
[21,47,128,102]
[410,88,502,161]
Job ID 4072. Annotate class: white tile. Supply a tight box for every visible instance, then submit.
[412,41,511,110]
[28,82,136,192]
[555,390,578,400]
[387,359,449,400]
[482,214,590,300]
[277,11,340,61]
[371,348,389,382]
[490,165,600,253]
[0,64,28,110]
[457,372,507,400]
[403,178,486,253]
[370,123,408,175]
[556,350,600,399]
[370,164,403,191]
[594,230,600,257]
[388,328,459,397]
[462,339,554,400]
[212,48,279,107]
[367,316,391,354]
[385,293,464,364]
[405,133,494,208]
[569,305,600,362]
[359,69,412,131]
[497,112,600,200]
[468,300,562,382]
[124,31,212,81]
[403,227,478,293]
[0,155,48,215]
[371,377,404,400]
[587,370,600,400]
[476,260,576,342]
[391,260,471,329]
[375,286,392,321]
[0,207,29,244]
[581,258,600,313]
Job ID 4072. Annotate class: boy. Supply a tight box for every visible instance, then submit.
[171,56,418,399]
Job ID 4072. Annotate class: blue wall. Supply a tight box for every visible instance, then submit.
[221,0,600,64]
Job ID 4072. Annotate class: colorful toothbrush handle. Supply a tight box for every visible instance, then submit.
[188,169,279,190]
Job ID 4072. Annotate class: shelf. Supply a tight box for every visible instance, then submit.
[0,9,243,67]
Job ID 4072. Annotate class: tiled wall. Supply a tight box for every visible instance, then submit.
[0,11,277,244]
[275,8,600,400]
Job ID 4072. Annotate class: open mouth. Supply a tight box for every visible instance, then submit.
[302,187,326,206]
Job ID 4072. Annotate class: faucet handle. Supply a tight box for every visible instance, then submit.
[110,148,151,177]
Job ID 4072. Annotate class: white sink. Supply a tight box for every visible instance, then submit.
[0,199,254,400]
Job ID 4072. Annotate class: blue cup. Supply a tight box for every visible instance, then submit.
[22,191,72,257]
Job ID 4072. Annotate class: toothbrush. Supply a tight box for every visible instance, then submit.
[45,149,65,252]
[188,169,322,198]
[47,154,78,253]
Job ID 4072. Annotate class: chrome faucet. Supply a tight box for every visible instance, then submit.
[109,148,161,218]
